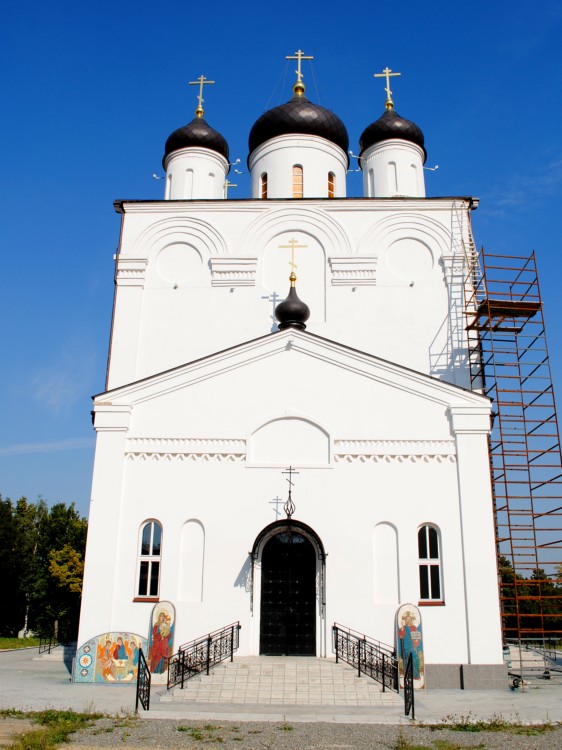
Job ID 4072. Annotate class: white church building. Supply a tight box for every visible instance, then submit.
[77,59,506,689]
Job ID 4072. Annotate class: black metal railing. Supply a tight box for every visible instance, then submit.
[404,652,415,719]
[167,621,241,690]
[38,634,59,655]
[135,648,151,712]
[332,623,398,693]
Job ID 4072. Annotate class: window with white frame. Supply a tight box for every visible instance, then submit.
[418,524,442,601]
[260,172,268,199]
[328,171,335,198]
[137,521,162,598]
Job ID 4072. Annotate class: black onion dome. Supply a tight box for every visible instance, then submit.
[162,117,229,167]
[359,109,426,161]
[275,284,310,331]
[249,95,349,157]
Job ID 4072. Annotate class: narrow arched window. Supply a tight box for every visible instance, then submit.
[260,172,268,199]
[328,172,335,198]
[418,525,442,601]
[293,165,303,198]
[137,521,162,598]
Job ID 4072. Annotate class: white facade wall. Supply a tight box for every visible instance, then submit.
[248,135,347,199]
[164,147,228,200]
[362,140,426,198]
[78,332,502,668]
[107,198,474,392]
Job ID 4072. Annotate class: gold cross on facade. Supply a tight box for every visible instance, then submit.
[189,75,215,118]
[374,67,401,110]
[279,237,308,282]
[286,49,313,95]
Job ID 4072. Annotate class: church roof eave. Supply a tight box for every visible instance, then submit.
[94,328,490,407]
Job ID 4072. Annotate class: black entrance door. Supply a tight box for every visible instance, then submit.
[260,532,316,655]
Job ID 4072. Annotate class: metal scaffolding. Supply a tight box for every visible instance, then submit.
[465,249,562,640]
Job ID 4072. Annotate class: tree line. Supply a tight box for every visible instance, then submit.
[0,496,87,641]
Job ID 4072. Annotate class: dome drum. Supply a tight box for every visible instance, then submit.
[249,134,348,199]
[361,139,426,198]
[164,147,229,200]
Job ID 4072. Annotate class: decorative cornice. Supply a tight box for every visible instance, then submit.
[115,258,148,287]
[334,439,456,463]
[123,437,457,463]
[126,452,245,462]
[329,257,377,286]
[334,454,456,463]
[125,437,246,462]
[441,254,466,281]
[210,257,258,287]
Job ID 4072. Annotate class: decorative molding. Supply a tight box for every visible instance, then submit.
[126,453,245,462]
[125,437,246,462]
[329,257,377,286]
[441,255,466,282]
[334,439,456,463]
[334,454,456,464]
[210,257,258,287]
[115,258,148,287]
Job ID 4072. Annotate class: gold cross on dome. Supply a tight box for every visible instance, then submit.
[374,67,401,110]
[188,75,215,118]
[286,49,314,82]
[279,237,308,281]
[286,49,313,94]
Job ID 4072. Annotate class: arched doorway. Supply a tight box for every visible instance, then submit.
[251,520,326,657]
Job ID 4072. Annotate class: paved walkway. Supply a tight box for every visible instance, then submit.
[1,649,561,725]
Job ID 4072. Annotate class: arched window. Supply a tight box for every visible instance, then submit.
[260,172,268,199]
[292,165,303,198]
[137,521,162,599]
[418,525,442,602]
[328,172,335,198]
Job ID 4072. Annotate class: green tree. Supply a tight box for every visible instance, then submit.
[0,496,87,640]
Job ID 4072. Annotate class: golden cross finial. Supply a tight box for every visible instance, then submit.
[224,179,237,198]
[188,75,215,118]
[279,237,308,284]
[286,49,314,95]
[374,67,401,110]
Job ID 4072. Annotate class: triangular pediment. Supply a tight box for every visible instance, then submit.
[95,329,487,409]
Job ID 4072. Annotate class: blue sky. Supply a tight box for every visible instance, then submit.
[2,1,562,518]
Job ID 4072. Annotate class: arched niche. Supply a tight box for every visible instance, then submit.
[373,522,400,605]
[247,416,331,467]
[177,519,205,602]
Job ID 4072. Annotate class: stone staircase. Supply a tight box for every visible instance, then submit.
[160,656,403,707]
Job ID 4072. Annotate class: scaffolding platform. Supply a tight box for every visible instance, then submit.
[465,250,562,640]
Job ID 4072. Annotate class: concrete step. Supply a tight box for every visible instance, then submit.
[159,656,403,707]
[32,643,76,662]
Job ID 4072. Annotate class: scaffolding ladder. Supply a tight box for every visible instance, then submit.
[465,249,562,640]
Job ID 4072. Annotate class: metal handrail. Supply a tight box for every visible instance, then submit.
[332,622,398,694]
[167,621,241,690]
[135,648,151,712]
[38,634,59,655]
[404,652,415,718]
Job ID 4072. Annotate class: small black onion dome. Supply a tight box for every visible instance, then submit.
[162,117,229,168]
[249,95,349,158]
[359,109,426,162]
[275,281,311,331]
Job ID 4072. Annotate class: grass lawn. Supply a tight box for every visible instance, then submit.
[0,637,42,650]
